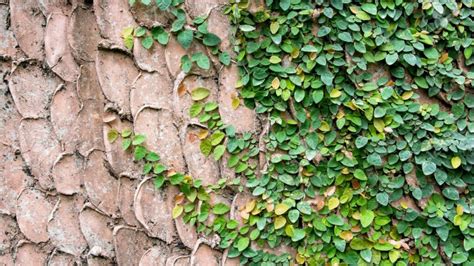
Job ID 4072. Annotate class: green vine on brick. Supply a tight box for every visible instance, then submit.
[115,0,474,265]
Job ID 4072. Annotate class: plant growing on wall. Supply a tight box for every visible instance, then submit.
[115,0,474,264]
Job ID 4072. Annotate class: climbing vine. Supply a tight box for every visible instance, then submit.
[115,0,474,265]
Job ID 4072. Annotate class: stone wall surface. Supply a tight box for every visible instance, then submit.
[0,0,259,265]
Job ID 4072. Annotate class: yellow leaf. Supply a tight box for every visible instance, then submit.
[339,231,353,241]
[275,203,290,215]
[231,96,240,110]
[244,200,256,213]
[274,216,286,229]
[240,210,249,220]
[295,254,305,264]
[374,118,385,133]
[451,156,461,169]
[291,48,300,58]
[270,21,280,34]
[285,224,294,237]
[400,199,408,209]
[439,52,449,63]
[271,77,280,89]
[269,55,281,64]
[330,88,342,98]
[319,121,331,132]
[172,205,183,219]
[456,204,464,215]
[401,91,413,100]
[328,197,340,210]
[453,214,462,226]
[197,129,209,140]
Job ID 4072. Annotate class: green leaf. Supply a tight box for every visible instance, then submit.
[219,52,231,66]
[367,153,382,166]
[169,173,184,185]
[312,90,324,104]
[360,209,374,227]
[213,203,230,215]
[191,52,210,70]
[294,89,305,102]
[442,187,459,200]
[291,229,306,242]
[213,145,225,161]
[360,249,372,262]
[239,25,255,32]
[403,54,417,66]
[385,53,398,65]
[156,0,171,10]
[361,3,377,15]
[279,0,290,10]
[427,217,447,228]
[422,161,437,175]
[153,164,166,174]
[134,27,146,37]
[154,175,165,188]
[353,169,367,181]
[318,26,331,37]
[337,32,353,42]
[297,201,312,215]
[288,210,300,223]
[452,253,468,264]
[327,215,344,226]
[181,55,192,73]
[191,87,210,101]
[209,131,225,146]
[177,30,193,49]
[107,129,119,143]
[203,33,221,46]
[355,136,368,148]
[200,139,212,156]
[146,152,160,162]
[236,237,250,252]
[376,192,389,206]
[424,47,439,59]
[141,36,153,49]
[151,27,169,45]
[122,138,132,150]
[134,146,147,160]
[189,103,203,117]
[132,134,146,145]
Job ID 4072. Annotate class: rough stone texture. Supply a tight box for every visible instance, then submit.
[9,0,45,60]
[18,119,62,190]
[138,245,170,266]
[44,12,80,81]
[0,1,259,264]
[113,226,153,266]
[96,49,139,115]
[79,207,114,258]
[94,0,136,48]
[52,153,83,195]
[192,244,222,266]
[16,189,54,243]
[8,64,62,119]
[83,150,119,217]
[47,195,88,256]
[15,243,49,265]
[0,5,18,58]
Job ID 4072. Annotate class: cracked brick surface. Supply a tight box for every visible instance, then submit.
[0,0,258,264]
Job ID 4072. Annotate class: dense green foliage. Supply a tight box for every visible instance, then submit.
[119,0,474,264]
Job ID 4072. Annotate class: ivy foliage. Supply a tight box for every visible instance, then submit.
[119,0,474,265]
